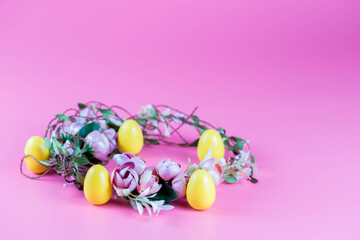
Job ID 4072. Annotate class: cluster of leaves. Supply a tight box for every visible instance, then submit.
[43,122,104,189]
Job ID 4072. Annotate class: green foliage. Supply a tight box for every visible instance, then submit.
[55,114,74,123]
[150,178,179,204]
[190,115,199,125]
[78,122,99,138]
[98,108,114,116]
[149,109,157,116]
[78,103,86,109]
[249,177,258,183]
[44,137,51,150]
[189,138,199,147]
[222,174,238,184]
[74,157,90,166]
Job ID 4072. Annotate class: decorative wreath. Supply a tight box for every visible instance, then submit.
[20,101,258,215]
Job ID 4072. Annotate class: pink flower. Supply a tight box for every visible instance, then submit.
[208,164,223,186]
[199,154,223,186]
[113,153,146,175]
[172,173,187,198]
[137,167,162,196]
[156,159,181,181]
[63,122,84,135]
[111,162,139,197]
[85,129,116,161]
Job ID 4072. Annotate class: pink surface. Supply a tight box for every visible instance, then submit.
[1,0,359,239]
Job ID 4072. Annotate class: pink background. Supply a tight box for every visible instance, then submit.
[1,0,359,239]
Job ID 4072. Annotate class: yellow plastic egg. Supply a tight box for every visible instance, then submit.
[186,169,216,210]
[24,136,50,174]
[197,129,225,161]
[84,165,112,205]
[117,119,144,155]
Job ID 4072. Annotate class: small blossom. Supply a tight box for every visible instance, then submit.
[85,130,116,161]
[156,159,181,181]
[172,173,187,198]
[217,158,227,168]
[172,112,185,124]
[198,148,223,186]
[63,140,74,156]
[111,162,139,197]
[75,108,97,124]
[113,153,146,175]
[137,104,155,118]
[63,122,84,136]
[137,167,162,196]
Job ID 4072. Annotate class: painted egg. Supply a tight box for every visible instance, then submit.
[117,119,144,155]
[186,169,216,210]
[84,165,112,205]
[197,129,225,161]
[24,136,50,174]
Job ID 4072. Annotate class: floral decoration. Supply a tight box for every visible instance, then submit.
[20,101,258,215]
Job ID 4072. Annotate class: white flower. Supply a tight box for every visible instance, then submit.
[137,104,155,118]
[172,112,185,124]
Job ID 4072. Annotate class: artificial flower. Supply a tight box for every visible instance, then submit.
[111,162,139,197]
[137,167,162,196]
[75,107,97,124]
[197,148,224,186]
[156,159,181,181]
[62,122,84,136]
[113,153,146,175]
[85,129,116,161]
[63,140,74,156]
[137,104,155,118]
[172,112,185,124]
[171,173,187,198]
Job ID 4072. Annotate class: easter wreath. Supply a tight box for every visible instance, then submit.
[20,101,258,215]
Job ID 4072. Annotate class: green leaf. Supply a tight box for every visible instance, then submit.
[248,177,258,183]
[52,138,59,155]
[138,119,147,125]
[44,137,51,150]
[76,173,85,184]
[217,127,225,134]
[61,133,73,142]
[222,174,238,184]
[78,103,87,110]
[162,108,170,116]
[55,114,74,123]
[78,122,100,138]
[39,160,52,167]
[149,109,157,116]
[71,146,81,158]
[190,115,199,125]
[98,108,114,116]
[75,157,89,166]
[236,139,244,150]
[251,155,255,163]
[150,178,178,204]
[189,138,199,147]
[52,138,69,155]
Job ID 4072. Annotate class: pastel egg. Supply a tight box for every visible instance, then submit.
[117,119,144,155]
[84,165,112,205]
[186,169,216,210]
[197,129,225,161]
[24,136,50,174]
